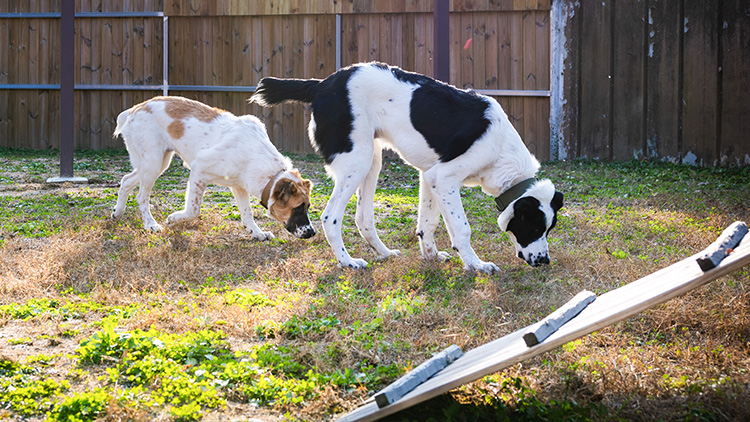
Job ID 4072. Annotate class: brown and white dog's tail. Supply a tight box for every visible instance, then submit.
[113,108,132,139]
[250,77,321,106]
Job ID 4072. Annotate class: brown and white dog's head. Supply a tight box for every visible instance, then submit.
[263,170,315,239]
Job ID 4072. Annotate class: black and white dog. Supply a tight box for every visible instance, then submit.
[251,62,563,272]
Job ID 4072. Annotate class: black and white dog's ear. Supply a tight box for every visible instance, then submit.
[552,191,564,212]
[513,197,538,215]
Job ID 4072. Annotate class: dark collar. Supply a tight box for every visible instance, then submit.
[260,171,284,209]
[495,178,536,212]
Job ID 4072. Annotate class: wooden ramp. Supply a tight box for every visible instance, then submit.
[338,223,750,422]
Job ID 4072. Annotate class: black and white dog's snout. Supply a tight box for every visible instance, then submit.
[293,224,316,239]
[518,251,550,267]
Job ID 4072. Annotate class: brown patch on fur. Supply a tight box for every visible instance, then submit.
[268,171,313,224]
[167,120,185,139]
[130,101,152,115]
[162,96,223,122]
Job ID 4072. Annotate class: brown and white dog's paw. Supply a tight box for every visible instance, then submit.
[144,222,164,232]
[251,231,275,241]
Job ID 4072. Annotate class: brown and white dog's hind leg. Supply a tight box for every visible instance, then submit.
[231,186,274,241]
[113,150,174,232]
[354,144,401,260]
[416,173,451,262]
[112,169,140,220]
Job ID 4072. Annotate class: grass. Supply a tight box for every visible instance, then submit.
[1,147,749,421]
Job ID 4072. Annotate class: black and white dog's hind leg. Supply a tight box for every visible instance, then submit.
[354,141,401,260]
[320,142,376,269]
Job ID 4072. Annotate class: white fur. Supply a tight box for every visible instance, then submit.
[111,96,302,240]
[317,65,550,272]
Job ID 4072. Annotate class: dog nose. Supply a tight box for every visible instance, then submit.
[529,255,550,266]
[296,225,316,239]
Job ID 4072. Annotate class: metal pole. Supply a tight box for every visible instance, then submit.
[335,14,342,71]
[59,0,74,178]
[48,0,86,183]
[163,15,169,96]
[433,0,450,83]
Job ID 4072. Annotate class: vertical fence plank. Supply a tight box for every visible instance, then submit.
[579,0,611,160]
[556,1,580,160]
[682,0,719,166]
[612,0,646,161]
[483,13,498,90]
[646,0,681,162]
[719,0,750,166]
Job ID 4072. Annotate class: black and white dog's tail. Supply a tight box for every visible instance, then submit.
[250,77,321,106]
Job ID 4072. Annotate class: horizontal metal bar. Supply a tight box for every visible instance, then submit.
[2,84,545,96]
[0,83,258,92]
[168,85,257,92]
[75,84,164,90]
[76,11,164,18]
[0,84,60,89]
[1,84,547,97]
[475,89,551,97]
[0,11,163,18]
[0,13,60,18]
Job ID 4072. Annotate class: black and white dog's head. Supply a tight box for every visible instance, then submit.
[497,180,564,267]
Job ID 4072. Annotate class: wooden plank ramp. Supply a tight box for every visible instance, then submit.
[337,222,750,422]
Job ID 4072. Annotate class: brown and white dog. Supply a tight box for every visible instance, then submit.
[112,96,315,240]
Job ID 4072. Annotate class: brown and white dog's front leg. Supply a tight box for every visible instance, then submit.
[166,171,207,228]
[231,186,274,241]
[423,169,499,274]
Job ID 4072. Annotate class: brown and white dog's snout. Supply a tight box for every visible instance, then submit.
[285,204,316,239]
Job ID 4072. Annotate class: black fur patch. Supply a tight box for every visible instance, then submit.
[285,204,314,238]
[390,66,491,162]
[547,191,564,235]
[309,66,359,164]
[505,197,547,247]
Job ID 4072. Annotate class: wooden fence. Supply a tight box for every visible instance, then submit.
[0,0,552,161]
[552,0,750,166]
[3,1,748,166]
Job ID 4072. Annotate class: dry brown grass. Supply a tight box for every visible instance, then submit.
[1,152,749,421]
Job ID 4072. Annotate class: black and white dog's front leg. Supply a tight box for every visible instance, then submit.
[416,173,451,262]
[422,169,499,273]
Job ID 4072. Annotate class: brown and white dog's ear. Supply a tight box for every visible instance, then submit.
[273,179,297,206]
[300,178,312,195]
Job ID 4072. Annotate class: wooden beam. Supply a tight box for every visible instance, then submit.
[337,223,750,422]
